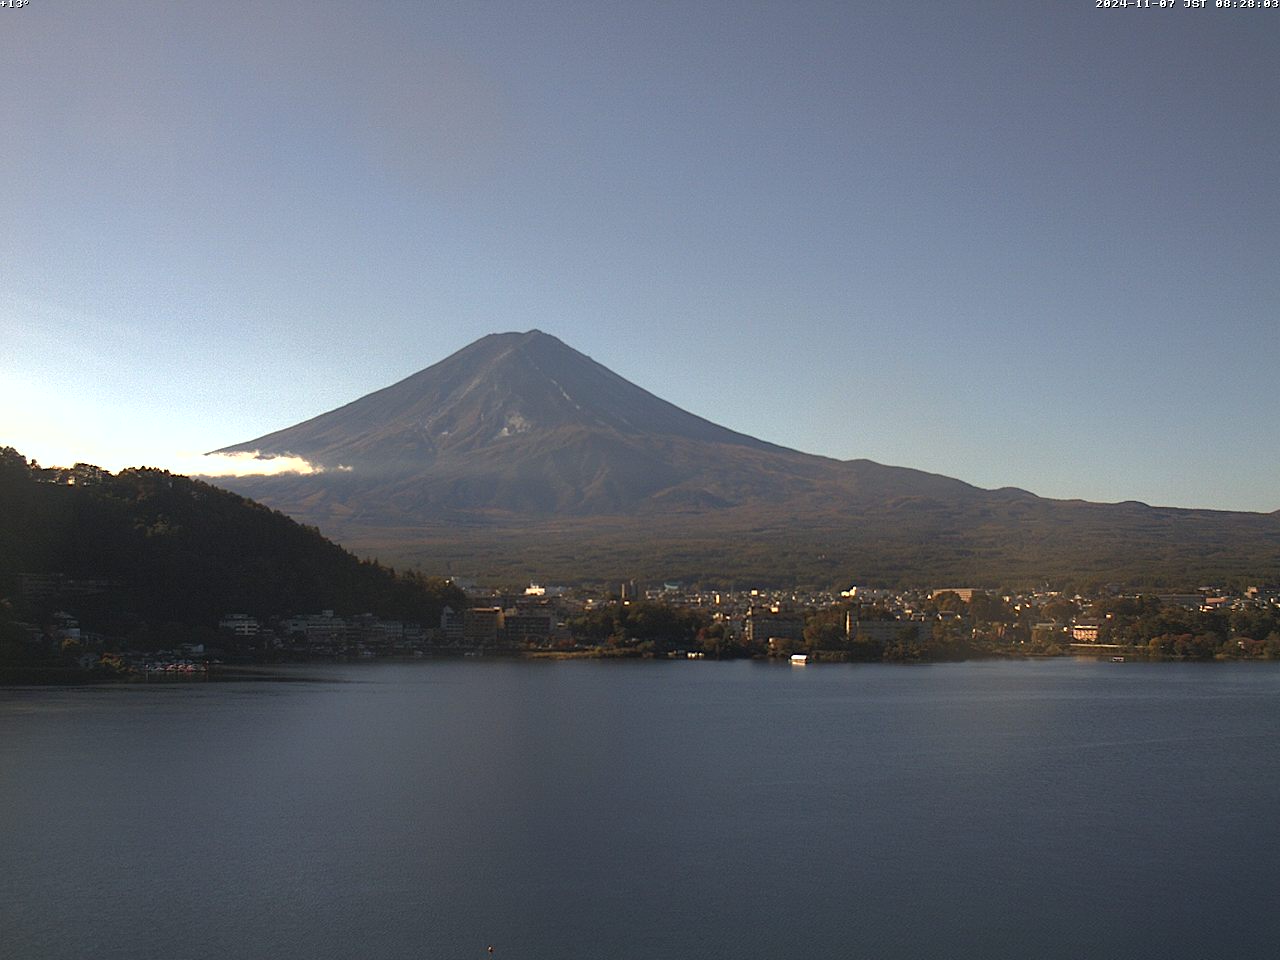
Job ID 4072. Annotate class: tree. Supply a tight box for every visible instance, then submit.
[969,592,1013,623]
[931,591,966,614]
[1040,598,1079,623]
[803,605,849,650]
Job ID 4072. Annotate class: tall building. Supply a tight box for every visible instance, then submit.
[744,606,804,646]
[505,608,554,644]
[463,607,505,644]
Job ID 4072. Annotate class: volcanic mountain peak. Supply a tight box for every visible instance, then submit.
[218,329,783,471]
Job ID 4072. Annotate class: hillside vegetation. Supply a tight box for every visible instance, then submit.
[0,448,464,639]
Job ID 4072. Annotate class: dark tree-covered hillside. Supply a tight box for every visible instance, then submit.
[0,448,465,635]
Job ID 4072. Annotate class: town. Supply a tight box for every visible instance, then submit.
[9,575,1280,682]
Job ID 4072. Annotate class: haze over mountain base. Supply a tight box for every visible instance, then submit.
[212,331,1280,587]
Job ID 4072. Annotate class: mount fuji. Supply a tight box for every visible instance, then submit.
[211,331,1280,586]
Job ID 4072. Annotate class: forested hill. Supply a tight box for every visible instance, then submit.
[0,448,465,635]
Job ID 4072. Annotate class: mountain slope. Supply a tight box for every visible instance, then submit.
[211,332,1280,586]
[219,330,786,466]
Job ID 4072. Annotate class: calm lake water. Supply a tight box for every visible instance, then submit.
[3,659,1279,960]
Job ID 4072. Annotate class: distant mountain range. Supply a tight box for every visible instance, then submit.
[213,331,1280,587]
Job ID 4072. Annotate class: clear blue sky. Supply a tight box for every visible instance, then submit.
[3,1,1277,511]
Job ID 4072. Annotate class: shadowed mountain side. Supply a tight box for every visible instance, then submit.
[216,462,1280,586]
[217,439,985,520]
[327,498,1280,587]
[211,330,1280,585]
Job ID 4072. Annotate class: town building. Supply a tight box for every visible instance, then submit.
[744,606,804,646]
[463,607,505,644]
[218,613,261,638]
[1071,622,1101,643]
[504,607,554,644]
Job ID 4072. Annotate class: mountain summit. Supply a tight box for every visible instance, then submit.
[219,330,783,473]
[214,332,1280,585]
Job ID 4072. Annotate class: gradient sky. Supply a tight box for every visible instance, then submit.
[3,1,1277,511]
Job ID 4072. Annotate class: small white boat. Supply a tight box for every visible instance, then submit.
[790,653,809,665]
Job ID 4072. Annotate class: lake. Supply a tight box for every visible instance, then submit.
[3,659,1279,959]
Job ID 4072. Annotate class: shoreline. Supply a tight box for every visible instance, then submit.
[7,646,1274,687]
